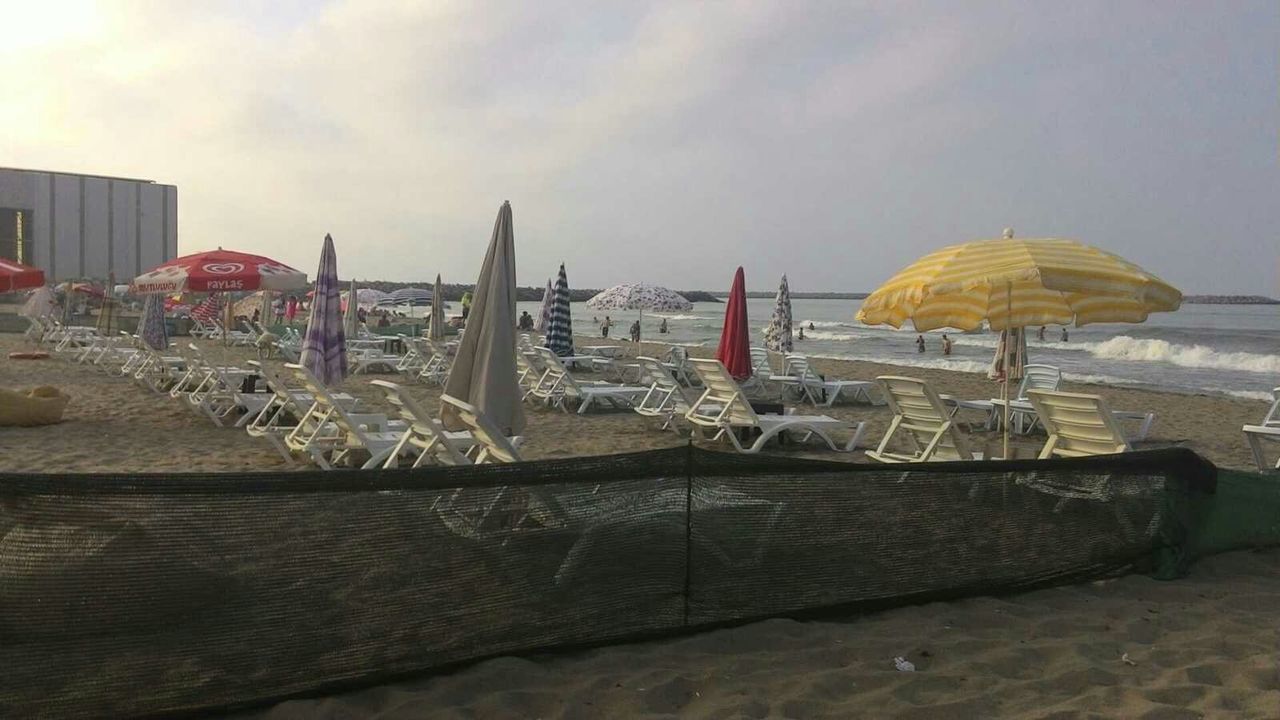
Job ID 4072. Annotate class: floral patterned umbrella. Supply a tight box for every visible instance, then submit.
[763,274,792,353]
[586,282,692,342]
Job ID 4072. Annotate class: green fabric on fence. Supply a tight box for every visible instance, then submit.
[1189,469,1280,559]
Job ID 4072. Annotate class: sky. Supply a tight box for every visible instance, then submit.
[2,0,1276,294]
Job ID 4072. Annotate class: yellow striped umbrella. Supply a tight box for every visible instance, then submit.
[857,233,1181,460]
[856,236,1182,331]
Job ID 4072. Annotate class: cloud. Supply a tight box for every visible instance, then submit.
[0,0,1275,293]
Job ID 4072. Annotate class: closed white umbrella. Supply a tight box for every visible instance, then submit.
[343,279,359,338]
[440,201,525,436]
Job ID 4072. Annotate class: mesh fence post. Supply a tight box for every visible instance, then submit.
[682,440,694,628]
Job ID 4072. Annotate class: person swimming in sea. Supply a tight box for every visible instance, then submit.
[916,335,926,353]
[797,327,806,341]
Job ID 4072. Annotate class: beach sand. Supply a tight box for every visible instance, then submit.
[0,333,1270,473]
[1,331,1276,719]
[251,548,1280,720]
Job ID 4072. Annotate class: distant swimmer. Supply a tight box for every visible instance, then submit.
[808,322,815,331]
[1038,326,1046,341]
[1061,327,1069,342]
[916,335,926,353]
[942,334,953,356]
[659,318,669,334]
[798,327,806,340]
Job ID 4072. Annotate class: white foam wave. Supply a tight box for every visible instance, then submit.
[1080,336,1280,375]
[808,353,993,375]
[649,313,708,321]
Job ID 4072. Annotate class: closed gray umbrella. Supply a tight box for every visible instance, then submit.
[441,201,525,436]
[299,234,348,385]
[428,274,445,340]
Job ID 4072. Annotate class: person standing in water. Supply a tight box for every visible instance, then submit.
[601,315,611,338]
[1061,327,1069,342]
[942,334,953,356]
[797,327,806,341]
[916,335,926,353]
[1038,326,1046,341]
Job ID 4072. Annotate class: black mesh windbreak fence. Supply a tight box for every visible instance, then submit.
[0,447,1218,719]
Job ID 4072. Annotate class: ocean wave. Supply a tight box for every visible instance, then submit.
[649,313,710,321]
[1081,336,1280,375]
[808,353,994,375]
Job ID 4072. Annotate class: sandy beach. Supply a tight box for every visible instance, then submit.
[1,330,1277,720]
[0,332,1270,473]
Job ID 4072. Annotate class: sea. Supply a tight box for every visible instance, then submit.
[514,298,1280,402]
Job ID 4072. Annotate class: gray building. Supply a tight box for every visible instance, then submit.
[0,166,177,283]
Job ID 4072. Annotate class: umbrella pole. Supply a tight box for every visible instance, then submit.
[224,294,231,347]
[1002,280,1012,461]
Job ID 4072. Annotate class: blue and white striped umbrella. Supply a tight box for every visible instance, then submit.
[534,277,553,333]
[137,292,169,350]
[386,287,433,305]
[300,234,348,385]
[545,263,574,357]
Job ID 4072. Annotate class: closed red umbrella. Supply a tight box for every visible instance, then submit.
[0,258,44,293]
[715,266,752,381]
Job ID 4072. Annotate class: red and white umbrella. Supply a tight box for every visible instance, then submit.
[128,248,307,294]
[0,258,45,293]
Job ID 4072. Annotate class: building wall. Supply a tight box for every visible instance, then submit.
[0,168,177,282]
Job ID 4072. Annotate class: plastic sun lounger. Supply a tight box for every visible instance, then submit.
[1025,389,1132,459]
[439,394,525,463]
[245,361,359,462]
[685,358,865,454]
[530,347,650,414]
[940,364,1061,431]
[370,380,480,467]
[865,376,981,463]
[773,355,879,407]
[1243,387,1280,471]
[283,363,406,470]
[632,356,721,432]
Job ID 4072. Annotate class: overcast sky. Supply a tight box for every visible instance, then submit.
[2,1,1276,293]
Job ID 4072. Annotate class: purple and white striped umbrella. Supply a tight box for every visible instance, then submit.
[300,234,348,385]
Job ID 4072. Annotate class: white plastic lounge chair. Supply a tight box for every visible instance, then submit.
[685,359,864,454]
[866,376,981,463]
[529,347,649,414]
[1025,389,1131,459]
[245,361,358,462]
[370,380,479,467]
[416,339,452,386]
[939,364,1061,431]
[1242,388,1280,471]
[283,363,407,469]
[662,345,698,386]
[439,394,525,463]
[182,343,265,426]
[773,355,879,407]
[633,356,719,431]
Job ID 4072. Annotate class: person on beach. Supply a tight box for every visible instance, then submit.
[517,311,534,331]
[285,295,298,323]
[797,327,806,340]
[916,335,926,353]
[1061,327,1069,342]
[629,320,641,343]
[1038,326,1046,341]
[808,322,815,331]
[601,316,611,338]
[659,318,668,334]
[942,334,953,356]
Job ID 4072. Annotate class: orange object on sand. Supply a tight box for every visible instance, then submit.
[7,351,50,360]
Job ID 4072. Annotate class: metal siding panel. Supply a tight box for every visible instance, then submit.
[54,175,80,281]
[29,173,50,273]
[112,182,138,279]
[82,177,111,279]
[138,183,164,272]
[163,185,177,261]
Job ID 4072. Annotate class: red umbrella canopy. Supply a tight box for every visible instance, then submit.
[129,248,307,294]
[715,266,753,381]
[0,258,45,293]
